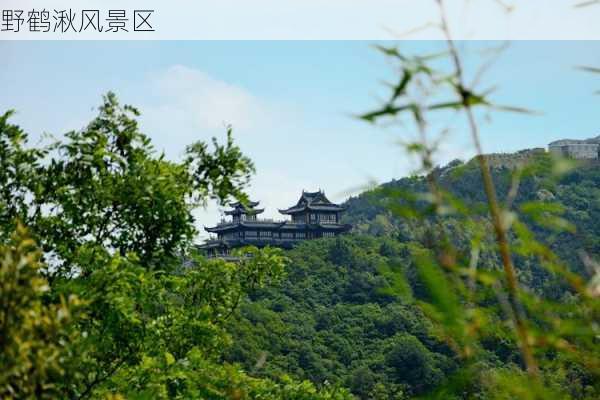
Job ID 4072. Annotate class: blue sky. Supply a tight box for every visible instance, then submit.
[1,41,599,233]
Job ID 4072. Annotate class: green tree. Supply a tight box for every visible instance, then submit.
[0,94,353,399]
[0,225,81,399]
[0,112,45,243]
[358,1,600,398]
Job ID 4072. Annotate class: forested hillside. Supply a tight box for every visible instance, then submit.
[2,92,598,399]
[226,152,600,399]
[344,153,600,282]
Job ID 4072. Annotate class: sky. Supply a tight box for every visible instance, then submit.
[1,41,600,236]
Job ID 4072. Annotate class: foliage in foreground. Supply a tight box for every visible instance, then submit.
[0,225,81,399]
[222,25,600,397]
[353,27,600,399]
[0,95,352,399]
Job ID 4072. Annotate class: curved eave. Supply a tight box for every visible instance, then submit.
[229,200,260,207]
[205,224,239,233]
[279,205,345,214]
[224,208,265,216]
[206,221,288,232]
[278,208,304,215]
[240,221,287,229]
[316,223,352,231]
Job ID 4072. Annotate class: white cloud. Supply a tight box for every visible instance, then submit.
[137,64,279,159]
[133,65,316,237]
[155,65,268,131]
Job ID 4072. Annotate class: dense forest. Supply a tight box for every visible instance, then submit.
[1,93,599,399]
[345,152,600,282]
[226,152,600,399]
[1,89,598,399]
[4,1,600,398]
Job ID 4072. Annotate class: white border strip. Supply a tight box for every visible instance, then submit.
[1,0,599,40]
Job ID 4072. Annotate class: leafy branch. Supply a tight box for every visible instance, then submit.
[360,0,600,397]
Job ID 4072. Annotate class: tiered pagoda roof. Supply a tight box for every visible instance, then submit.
[224,200,264,216]
[278,190,345,215]
[205,220,285,233]
[200,189,352,257]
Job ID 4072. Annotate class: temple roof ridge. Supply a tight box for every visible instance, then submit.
[223,199,264,216]
[228,199,260,208]
[279,189,344,215]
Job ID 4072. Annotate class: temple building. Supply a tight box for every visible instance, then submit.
[199,190,351,258]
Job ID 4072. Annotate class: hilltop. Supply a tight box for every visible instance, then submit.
[225,149,600,399]
[342,150,599,278]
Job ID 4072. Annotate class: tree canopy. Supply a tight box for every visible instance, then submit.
[0,94,352,399]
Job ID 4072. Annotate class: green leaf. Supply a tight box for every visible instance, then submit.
[390,69,413,101]
[165,352,175,366]
[358,104,413,122]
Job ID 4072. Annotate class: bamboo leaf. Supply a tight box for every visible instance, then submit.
[390,69,413,101]
[490,104,540,114]
[428,101,463,111]
[359,104,413,122]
